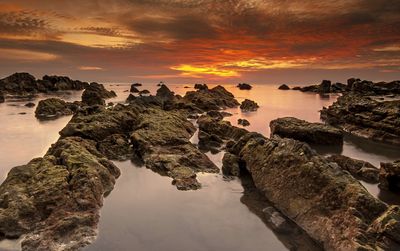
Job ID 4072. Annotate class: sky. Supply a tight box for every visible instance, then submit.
[0,0,399,84]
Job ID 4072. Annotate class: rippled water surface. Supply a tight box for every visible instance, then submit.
[0,83,399,251]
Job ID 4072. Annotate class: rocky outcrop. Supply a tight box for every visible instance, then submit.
[278,84,290,90]
[270,117,343,145]
[139,90,150,95]
[222,152,241,176]
[0,137,120,250]
[237,83,252,90]
[227,133,400,250]
[321,94,400,146]
[194,83,208,90]
[379,160,400,192]
[35,98,78,120]
[131,82,142,87]
[130,85,139,93]
[326,154,379,183]
[240,99,259,112]
[0,73,88,96]
[81,82,116,106]
[197,115,248,142]
[238,118,250,126]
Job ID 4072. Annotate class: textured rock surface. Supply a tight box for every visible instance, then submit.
[379,160,400,192]
[82,82,116,106]
[240,99,259,112]
[270,117,343,145]
[35,98,78,120]
[321,94,400,145]
[238,118,250,126]
[326,154,379,183]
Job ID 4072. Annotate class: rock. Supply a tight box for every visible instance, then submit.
[156,84,175,101]
[131,82,142,87]
[0,91,5,103]
[331,82,347,93]
[238,118,250,126]
[278,84,290,90]
[182,85,239,111]
[198,130,223,151]
[197,115,248,141]
[318,80,331,93]
[347,78,359,89]
[292,86,302,91]
[321,94,400,146]
[262,207,292,233]
[379,160,400,192]
[0,72,37,94]
[184,86,190,88]
[194,83,208,90]
[222,152,241,176]
[206,110,224,121]
[35,98,76,120]
[18,112,27,115]
[41,75,88,91]
[98,134,132,161]
[25,102,35,107]
[0,137,120,250]
[130,85,139,93]
[237,83,252,90]
[270,117,343,145]
[230,132,400,250]
[82,82,116,106]
[326,154,379,183]
[240,99,259,112]
[139,90,150,96]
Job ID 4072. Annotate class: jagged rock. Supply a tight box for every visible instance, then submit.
[237,83,252,90]
[222,152,241,176]
[197,115,247,141]
[0,72,37,94]
[321,94,400,146]
[41,75,88,91]
[238,118,250,126]
[331,82,347,93]
[379,160,400,192]
[318,80,331,93]
[240,99,259,112]
[139,90,150,96]
[98,134,132,161]
[326,154,379,183]
[0,137,120,250]
[278,84,290,90]
[35,98,77,120]
[82,82,116,106]
[198,130,223,150]
[206,110,224,120]
[347,78,359,89]
[25,102,35,107]
[156,84,174,101]
[130,85,139,93]
[194,83,208,90]
[270,117,343,145]
[182,85,239,111]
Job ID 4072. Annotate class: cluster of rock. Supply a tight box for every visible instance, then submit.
[0,73,88,97]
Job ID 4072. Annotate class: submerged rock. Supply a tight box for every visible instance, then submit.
[240,99,259,112]
[278,84,290,90]
[237,83,252,90]
[82,82,116,106]
[326,154,379,183]
[379,160,400,192]
[35,98,77,120]
[270,117,343,145]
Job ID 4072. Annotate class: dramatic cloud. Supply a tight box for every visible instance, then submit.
[0,0,399,83]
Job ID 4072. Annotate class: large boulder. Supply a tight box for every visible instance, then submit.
[81,82,116,106]
[379,160,400,192]
[270,117,343,145]
[240,99,259,112]
[326,154,379,183]
[318,80,331,93]
[35,98,78,120]
[0,72,37,94]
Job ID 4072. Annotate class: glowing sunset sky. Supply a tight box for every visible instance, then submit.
[0,0,399,83]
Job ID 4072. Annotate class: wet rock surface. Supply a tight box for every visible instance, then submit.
[326,154,379,183]
[35,98,78,120]
[379,160,400,192]
[240,99,259,112]
[270,117,344,145]
[321,94,400,145]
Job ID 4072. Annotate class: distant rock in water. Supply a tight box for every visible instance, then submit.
[25,102,35,108]
[194,83,208,90]
[131,82,142,87]
[240,99,259,111]
[130,85,139,93]
[35,98,78,120]
[326,154,379,183]
[379,160,400,192]
[237,83,252,90]
[278,84,290,90]
[82,82,116,106]
[238,118,250,126]
[270,117,343,145]
[139,89,150,96]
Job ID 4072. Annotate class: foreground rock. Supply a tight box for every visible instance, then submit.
[0,137,120,250]
[240,99,259,112]
[321,94,400,146]
[270,117,343,145]
[326,154,379,183]
[0,73,88,96]
[237,83,252,90]
[238,118,250,126]
[35,98,79,120]
[82,82,116,106]
[379,160,400,192]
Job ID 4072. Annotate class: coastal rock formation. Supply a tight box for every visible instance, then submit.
[131,83,142,87]
[0,137,120,250]
[194,83,208,90]
[222,152,241,176]
[278,84,290,90]
[35,98,78,120]
[270,117,343,145]
[379,160,400,192]
[197,115,248,142]
[326,154,379,183]
[238,118,250,126]
[237,83,252,90]
[82,82,116,106]
[240,99,259,112]
[321,94,400,145]
[139,89,150,95]
[130,85,139,93]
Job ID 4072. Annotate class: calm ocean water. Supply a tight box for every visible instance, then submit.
[0,83,399,251]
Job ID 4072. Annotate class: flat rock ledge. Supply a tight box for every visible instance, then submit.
[270,117,344,145]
